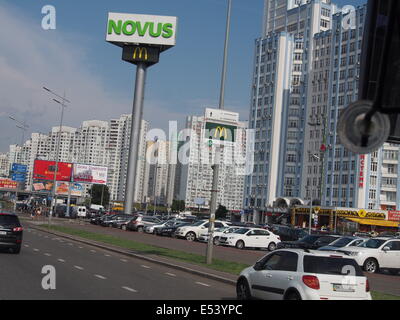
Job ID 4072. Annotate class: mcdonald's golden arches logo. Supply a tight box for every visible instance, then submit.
[214,126,228,140]
[133,47,148,60]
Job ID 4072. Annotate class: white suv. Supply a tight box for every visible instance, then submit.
[175,220,230,241]
[198,226,243,244]
[237,249,372,300]
[339,237,400,274]
[219,227,281,251]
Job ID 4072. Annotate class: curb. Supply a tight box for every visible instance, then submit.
[28,224,237,287]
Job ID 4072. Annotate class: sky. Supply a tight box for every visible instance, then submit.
[0,0,365,153]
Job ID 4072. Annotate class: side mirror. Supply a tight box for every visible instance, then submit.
[383,246,391,252]
[254,262,263,271]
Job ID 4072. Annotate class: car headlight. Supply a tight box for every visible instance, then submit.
[348,251,361,256]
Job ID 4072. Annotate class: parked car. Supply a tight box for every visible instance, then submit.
[90,213,107,225]
[236,249,371,300]
[126,216,162,232]
[0,212,23,254]
[277,234,341,250]
[111,215,137,229]
[219,227,281,251]
[101,214,133,227]
[319,237,367,251]
[271,225,309,242]
[71,206,87,218]
[94,214,118,226]
[338,237,400,274]
[174,220,230,241]
[155,222,193,237]
[144,220,176,234]
[198,226,243,244]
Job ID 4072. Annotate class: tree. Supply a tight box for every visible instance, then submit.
[215,205,228,220]
[171,199,185,212]
[89,184,110,207]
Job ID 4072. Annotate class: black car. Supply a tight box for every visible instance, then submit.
[155,222,192,237]
[111,215,137,229]
[100,214,130,227]
[271,225,309,242]
[0,212,23,254]
[93,214,117,226]
[277,234,341,250]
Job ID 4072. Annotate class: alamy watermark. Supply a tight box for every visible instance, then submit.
[41,5,56,30]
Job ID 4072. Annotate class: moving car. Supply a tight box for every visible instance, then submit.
[174,220,230,241]
[277,234,341,250]
[126,216,162,232]
[319,237,367,251]
[219,227,281,251]
[0,212,23,254]
[338,237,400,274]
[236,249,371,300]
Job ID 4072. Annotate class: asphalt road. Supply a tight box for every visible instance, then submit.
[0,227,236,300]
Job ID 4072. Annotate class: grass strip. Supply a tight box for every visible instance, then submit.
[39,224,249,276]
[371,291,400,300]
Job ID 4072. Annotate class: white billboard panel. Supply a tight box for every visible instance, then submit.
[106,13,177,47]
[205,108,239,123]
[73,164,108,185]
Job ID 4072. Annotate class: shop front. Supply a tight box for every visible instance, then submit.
[290,206,399,233]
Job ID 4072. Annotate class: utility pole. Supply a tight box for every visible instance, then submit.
[206,0,232,265]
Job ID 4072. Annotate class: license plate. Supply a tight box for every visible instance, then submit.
[0,231,7,235]
[333,284,355,292]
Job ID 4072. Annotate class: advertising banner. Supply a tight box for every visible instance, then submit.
[33,160,73,182]
[388,211,400,222]
[56,182,84,197]
[32,180,54,192]
[73,164,108,185]
[0,179,18,189]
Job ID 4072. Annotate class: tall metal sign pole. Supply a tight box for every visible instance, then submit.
[106,13,177,215]
[206,0,232,265]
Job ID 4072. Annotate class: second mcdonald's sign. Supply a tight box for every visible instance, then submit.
[122,45,160,65]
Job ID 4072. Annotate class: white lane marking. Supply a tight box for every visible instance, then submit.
[122,286,138,293]
[78,246,83,249]
[24,244,29,248]
[44,253,51,256]
[74,265,84,270]
[33,248,39,252]
[104,254,111,257]
[141,265,151,269]
[58,259,65,263]
[165,273,176,277]
[90,250,96,253]
[120,259,128,263]
[94,274,107,280]
[195,282,211,287]
[68,243,74,246]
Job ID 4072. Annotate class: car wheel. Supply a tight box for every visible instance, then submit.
[285,291,301,300]
[236,278,252,300]
[268,242,276,251]
[236,240,245,249]
[363,258,379,273]
[185,232,196,241]
[137,226,144,233]
[121,225,127,231]
[213,237,220,245]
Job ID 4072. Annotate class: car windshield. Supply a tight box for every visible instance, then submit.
[191,220,206,227]
[358,239,387,249]
[233,228,250,235]
[298,235,321,244]
[329,237,354,247]
[303,256,364,276]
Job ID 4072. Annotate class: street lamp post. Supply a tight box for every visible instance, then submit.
[43,87,70,226]
[308,153,320,234]
[206,0,232,265]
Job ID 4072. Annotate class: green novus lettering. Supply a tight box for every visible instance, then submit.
[162,23,173,38]
[108,19,122,35]
[136,21,150,37]
[122,20,136,35]
[149,22,162,37]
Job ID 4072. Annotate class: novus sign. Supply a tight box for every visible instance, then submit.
[106,13,177,48]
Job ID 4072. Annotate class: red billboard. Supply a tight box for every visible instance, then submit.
[388,211,400,222]
[33,160,73,182]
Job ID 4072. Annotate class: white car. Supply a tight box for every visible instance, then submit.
[219,227,281,251]
[175,220,230,241]
[339,237,400,274]
[237,249,372,300]
[198,226,243,244]
[318,237,367,251]
[144,220,174,234]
